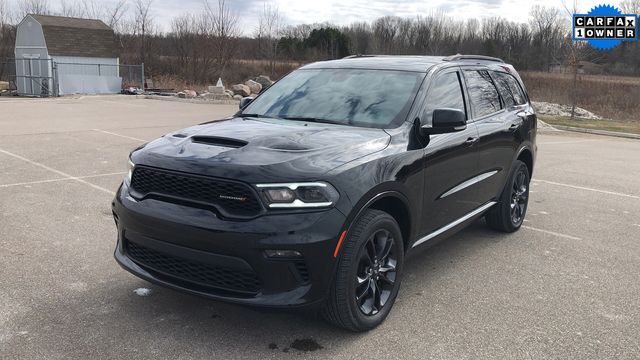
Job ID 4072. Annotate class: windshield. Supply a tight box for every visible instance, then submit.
[241,68,424,129]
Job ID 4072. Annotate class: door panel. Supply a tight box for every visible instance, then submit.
[421,124,481,235]
[462,68,518,203]
[474,111,518,201]
[473,70,532,202]
[418,69,481,237]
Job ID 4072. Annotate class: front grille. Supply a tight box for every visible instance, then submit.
[126,241,261,294]
[130,166,262,218]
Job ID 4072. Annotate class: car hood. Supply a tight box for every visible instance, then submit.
[133,117,391,183]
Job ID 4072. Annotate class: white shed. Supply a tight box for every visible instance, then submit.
[15,14,121,96]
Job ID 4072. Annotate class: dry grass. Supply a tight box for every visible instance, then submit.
[540,115,640,135]
[150,74,193,91]
[149,60,301,92]
[521,71,640,122]
[223,59,299,85]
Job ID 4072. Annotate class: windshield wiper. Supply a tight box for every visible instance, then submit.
[239,113,269,118]
[280,116,345,125]
[239,113,288,120]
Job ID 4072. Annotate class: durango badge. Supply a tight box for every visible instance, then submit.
[218,194,248,202]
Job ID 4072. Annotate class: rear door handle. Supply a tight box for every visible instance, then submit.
[464,137,479,145]
[508,118,524,132]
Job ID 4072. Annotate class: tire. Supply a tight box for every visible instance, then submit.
[322,209,404,332]
[486,160,530,232]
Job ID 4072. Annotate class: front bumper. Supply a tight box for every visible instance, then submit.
[112,182,346,308]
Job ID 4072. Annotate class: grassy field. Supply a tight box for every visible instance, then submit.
[521,71,640,122]
[540,115,640,135]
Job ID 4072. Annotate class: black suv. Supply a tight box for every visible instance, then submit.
[113,54,536,331]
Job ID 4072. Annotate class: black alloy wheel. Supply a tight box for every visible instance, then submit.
[486,160,530,232]
[510,169,529,225]
[322,209,404,332]
[355,229,398,316]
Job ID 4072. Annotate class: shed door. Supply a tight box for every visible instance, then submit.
[19,54,51,96]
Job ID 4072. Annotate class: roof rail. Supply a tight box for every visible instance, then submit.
[443,54,504,63]
[342,54,379,59]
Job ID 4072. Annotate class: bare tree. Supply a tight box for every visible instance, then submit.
[59,0,84,17]
[561,0,601,120]
[204,0,240,79]
[133,0,155,66]
[0,0,16,63]
[18,0,51,17]
[58,0,128,29]
[0,0,13,24]
[529,5,565,70]
[619,0,640,13]
[103,0,128,30]
[256,3,282,76]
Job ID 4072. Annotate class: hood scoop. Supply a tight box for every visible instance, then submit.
[264,140,312,151]
[191,136,248,148]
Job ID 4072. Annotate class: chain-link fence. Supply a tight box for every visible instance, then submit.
[0,59,144,97]
[1,58,56,97]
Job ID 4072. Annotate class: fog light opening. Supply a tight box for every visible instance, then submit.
[264,249,302,258]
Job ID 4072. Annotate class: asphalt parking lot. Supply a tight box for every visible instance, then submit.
[1,95,639,359]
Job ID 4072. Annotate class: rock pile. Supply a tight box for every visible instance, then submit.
[173,75,275,102]
[229,75,274,98]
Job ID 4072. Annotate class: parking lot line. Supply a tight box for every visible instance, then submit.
[0,172,126,188]
[522,225,582,240]
[533,179,640,200]
[0,148,115,195]
[92,129,148,142]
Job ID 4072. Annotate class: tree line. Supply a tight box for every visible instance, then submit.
[1,0,639,86]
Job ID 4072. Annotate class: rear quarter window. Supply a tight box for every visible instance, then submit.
[463,70,502,118]
[494,71,527,106]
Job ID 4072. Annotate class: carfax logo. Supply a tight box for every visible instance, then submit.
[573,4,639,49]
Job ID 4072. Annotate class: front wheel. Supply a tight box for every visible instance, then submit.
[322,209,404,332]
[486,160,530,232]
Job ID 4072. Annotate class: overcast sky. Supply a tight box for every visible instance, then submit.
[19,0,611,34]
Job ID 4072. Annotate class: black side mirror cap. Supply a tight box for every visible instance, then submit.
[420,108,467,136]
[239,97,253,110]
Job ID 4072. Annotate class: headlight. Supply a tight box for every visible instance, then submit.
[126,158,135,182]
[255,182,339,208]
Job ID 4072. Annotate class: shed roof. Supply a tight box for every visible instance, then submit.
[29,14,118,58]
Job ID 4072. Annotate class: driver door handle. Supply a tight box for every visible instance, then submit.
[464,137,479,146]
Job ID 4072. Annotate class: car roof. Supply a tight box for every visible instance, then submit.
[300,56,446,72]
[299,55,507,73]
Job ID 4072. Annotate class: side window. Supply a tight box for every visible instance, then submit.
[501,72,527,105]
[463,70,502,118]
[492,72,515,108]
[424,71,466,125]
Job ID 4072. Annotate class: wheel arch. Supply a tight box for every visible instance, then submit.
[343,190,414,253]
[516,147,534,178]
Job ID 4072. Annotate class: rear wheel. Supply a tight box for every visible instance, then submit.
[322,209,404,332]
[486,160,530,232]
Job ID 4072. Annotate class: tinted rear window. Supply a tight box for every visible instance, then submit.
[492,72,515,108]
[464,70,502,118]
[494,72,527,105]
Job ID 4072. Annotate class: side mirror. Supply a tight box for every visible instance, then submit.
[239,97,253,110]
[420,108,467,136]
